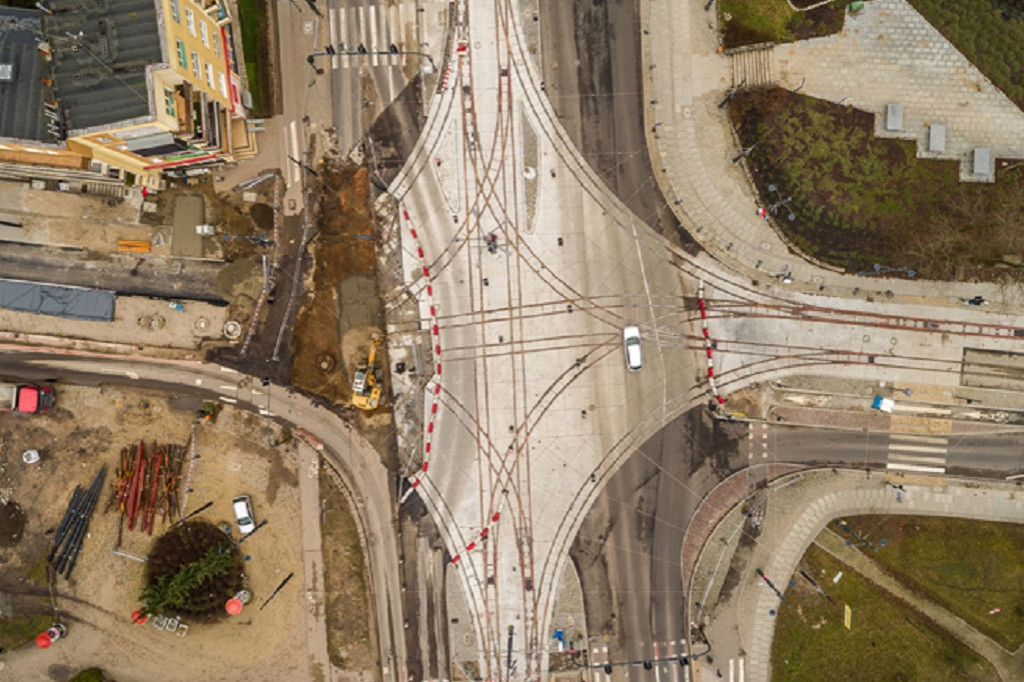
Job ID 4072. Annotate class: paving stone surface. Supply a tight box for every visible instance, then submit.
[774,0,1024,180]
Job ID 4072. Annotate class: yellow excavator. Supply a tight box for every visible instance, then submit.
[352,335,384,410]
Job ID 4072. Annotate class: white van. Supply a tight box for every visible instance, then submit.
[623,325,643,371]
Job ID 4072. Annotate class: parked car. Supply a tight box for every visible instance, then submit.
[623,325,643,371]
[232,495,255,535]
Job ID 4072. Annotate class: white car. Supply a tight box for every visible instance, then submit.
[232,495,256,535]
[623,325,643,371]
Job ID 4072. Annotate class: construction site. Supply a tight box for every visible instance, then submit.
[0,384,313,680]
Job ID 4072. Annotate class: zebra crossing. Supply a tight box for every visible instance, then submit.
[886,433,948,474]
[586,643,742,682]
[328,2,417,69]
[885,407,951,475]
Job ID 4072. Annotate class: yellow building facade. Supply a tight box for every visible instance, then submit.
[0,0,255,188]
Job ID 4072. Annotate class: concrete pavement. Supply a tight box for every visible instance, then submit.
[692,468,1024,681]
[639,0,1024,308]
[297,440,334,682]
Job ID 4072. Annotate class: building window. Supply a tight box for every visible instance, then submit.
[185,7,196,36]
[200,21,209,47]
[170,0,180,22]
[191,51,201,78]
[213,29,220,57]
[218,71,227,98]
[176,40,187,68]
[164,88,177,117]
[205,62,215,89]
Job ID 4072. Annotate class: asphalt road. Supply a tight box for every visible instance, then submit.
[538,0,680,238]
[571,412,1024,679]
[571,407,746,678]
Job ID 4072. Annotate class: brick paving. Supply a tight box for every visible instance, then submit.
[639,0,1024,307]
[774,0,1024,182]
[693,470,1024,680]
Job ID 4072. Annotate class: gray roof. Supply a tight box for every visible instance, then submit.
[43,0,162,132]
[0,8,49,141]
[0,278,114,321]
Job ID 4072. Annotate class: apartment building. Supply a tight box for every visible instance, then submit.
[0,0,256,189]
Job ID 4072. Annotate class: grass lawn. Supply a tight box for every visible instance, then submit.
[719,0,845,49]
[235,0,267,117]
[842,515,1024,650]
[908,0,1024,112]
[0,613,55,650]
[728,87,1024,280]
[772,543,997,681]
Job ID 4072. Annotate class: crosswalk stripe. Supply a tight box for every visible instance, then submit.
[891,403,952,415]
[888,443,948,454]
[369,4,379,66]
[357,5,366,63]
[886,462,946,474]
[889,433,948,445]
[887,452,946,465]
[386,3,400,65]
[339,7,351,67]
[329,8,339,69]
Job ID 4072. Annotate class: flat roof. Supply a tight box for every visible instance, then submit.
[0,278,114,321]
[43,0,162,132]
[0,8,49,141]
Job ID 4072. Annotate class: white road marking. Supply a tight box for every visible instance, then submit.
[219,366,237,373]
[729,658,734,682]
[219,396,238,404]
[340,6,351,67]
[288,120,301,184]
[887,453,946,465]
[889,433,948,444]
[888,443,948,454]
[739,657,745,682]
[194,379,202,385]
[886,462,945,474]
[329,8,339,69]
[125,371,139,380]
[891,403,951,415]
[368,4,379,66]
[219,385,237,391]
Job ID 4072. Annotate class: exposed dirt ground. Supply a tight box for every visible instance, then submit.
[0,385,312,681]
[290,165,379,405]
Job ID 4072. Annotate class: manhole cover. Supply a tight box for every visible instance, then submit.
[194,317,210,331]
[317,354,336,372]
[224,320,243,340]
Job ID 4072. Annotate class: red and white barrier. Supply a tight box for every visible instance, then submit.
[698,280,725,406]
[399,208,502,562]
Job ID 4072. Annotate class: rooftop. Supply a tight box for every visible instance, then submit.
[43,0,163,133]
[0,8,49,142]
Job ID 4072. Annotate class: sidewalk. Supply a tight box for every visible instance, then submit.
[639,0,1024,310]
[297,441,334,682]
[692,469,1024,681]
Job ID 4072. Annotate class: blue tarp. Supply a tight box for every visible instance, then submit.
[0,278,115,321]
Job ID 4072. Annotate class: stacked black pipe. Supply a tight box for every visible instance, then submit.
[49,467,107,580]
